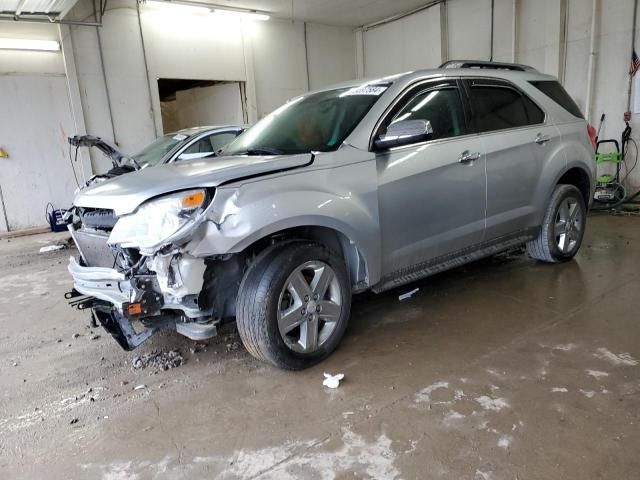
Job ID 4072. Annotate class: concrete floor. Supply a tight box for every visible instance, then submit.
[0,214,639,479]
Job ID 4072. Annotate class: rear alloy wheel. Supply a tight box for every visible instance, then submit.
[527,184,587,262]
[554,196,584,254]
[236,241,351,370]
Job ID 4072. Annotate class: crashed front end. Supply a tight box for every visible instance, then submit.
[66,189,220,350]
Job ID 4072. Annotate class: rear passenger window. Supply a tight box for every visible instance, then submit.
[468,83,543,133]
[529,80,584,119]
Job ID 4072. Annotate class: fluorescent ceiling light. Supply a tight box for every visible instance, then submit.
[0,38,60,52]
[146,1,210,14]
[212,9,270,21]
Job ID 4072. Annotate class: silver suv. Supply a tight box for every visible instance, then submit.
[66,61,595,370]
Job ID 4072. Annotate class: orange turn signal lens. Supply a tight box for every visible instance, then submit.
[128,303,142,316]
[181,190,205,209]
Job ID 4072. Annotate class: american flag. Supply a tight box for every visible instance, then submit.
[630,50,640,76]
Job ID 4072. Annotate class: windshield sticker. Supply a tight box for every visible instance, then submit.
[340,85,388,97]
[172,134,188,141]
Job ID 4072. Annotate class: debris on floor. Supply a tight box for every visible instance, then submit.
[323,372,345,389]
[39,245,65,254]
[132,350,184,372]
[133,384,147,391]
[399,288,419,301]
[223,331,241,352]
[190,342,208,354]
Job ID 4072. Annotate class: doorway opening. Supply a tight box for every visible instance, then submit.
[157,79,247,134]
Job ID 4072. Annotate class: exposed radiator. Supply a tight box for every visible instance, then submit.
[70,228,116,268]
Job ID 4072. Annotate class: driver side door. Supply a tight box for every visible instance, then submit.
[374,79,487,277]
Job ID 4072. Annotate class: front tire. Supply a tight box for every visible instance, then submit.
[527,184,586,263]
[236,241,351,370]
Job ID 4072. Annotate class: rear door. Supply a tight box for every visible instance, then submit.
[463,78,558,240]
[375,79,486,275]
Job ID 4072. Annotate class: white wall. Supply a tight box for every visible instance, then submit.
[306,23,357,90]
[361,6,442,77]
[447,0,492,61]
[0,22,79,231]
[175,82,244,129]
[249,19,308,118]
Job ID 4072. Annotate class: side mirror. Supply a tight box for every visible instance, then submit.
[375,119,433,150]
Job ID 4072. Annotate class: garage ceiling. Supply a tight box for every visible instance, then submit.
[0,0,437,27]
[0,0,78,19]
[201,0,437,27]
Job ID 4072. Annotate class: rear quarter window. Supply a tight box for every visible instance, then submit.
[529,80,584,119]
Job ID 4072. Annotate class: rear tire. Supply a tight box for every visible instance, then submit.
[527,184,586,263]
[236,241,351,370]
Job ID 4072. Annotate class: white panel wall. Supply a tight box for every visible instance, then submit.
[249,19,308,118]
[563,0,592,113]
[141,9,247,82]
[175,83,244,128]
[306,23,357,90]
[362,6,442,77]
[447,0,492,61]
[492,0,517,62]
[0,22,77,231]
[0,23,65,75]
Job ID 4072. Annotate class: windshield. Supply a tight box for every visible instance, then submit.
[132,133,191,168]
[223,84,389,156]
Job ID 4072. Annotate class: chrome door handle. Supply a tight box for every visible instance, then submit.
[458,150,481,164]
[535,133,551,145]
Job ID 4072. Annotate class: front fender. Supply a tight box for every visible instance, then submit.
[186,161,382,285]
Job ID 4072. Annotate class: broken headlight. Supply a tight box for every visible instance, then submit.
[108,189,209,251]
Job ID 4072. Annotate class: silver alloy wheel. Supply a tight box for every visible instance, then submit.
[277,260,342,354]
[554,196,583,253]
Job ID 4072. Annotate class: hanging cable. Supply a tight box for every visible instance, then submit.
[68,144,80,188]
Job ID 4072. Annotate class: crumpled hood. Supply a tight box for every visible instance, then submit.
[73,154,313,216]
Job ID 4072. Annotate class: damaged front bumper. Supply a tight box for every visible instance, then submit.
[67,256,216,350]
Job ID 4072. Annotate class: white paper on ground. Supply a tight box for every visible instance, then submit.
[39,245,64,253]
[398,288,419,301]
[323,373,344,389]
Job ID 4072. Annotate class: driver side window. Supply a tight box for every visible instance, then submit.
[387,86,467,142]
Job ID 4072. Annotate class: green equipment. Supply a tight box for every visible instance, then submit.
[594,138,625,203]
[593,122,633,204]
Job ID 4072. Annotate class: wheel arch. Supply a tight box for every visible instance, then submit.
[556,166,592,207]
[237,224,371,291]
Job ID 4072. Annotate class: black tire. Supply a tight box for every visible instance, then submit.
[527,184,587,263]
[236,240,351,370]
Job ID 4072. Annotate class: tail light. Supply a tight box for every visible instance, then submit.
[587,124,597,150]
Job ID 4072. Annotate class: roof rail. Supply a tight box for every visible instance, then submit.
[439,60,537,72]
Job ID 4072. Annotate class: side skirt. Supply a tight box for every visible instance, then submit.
[371,229,536,294]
